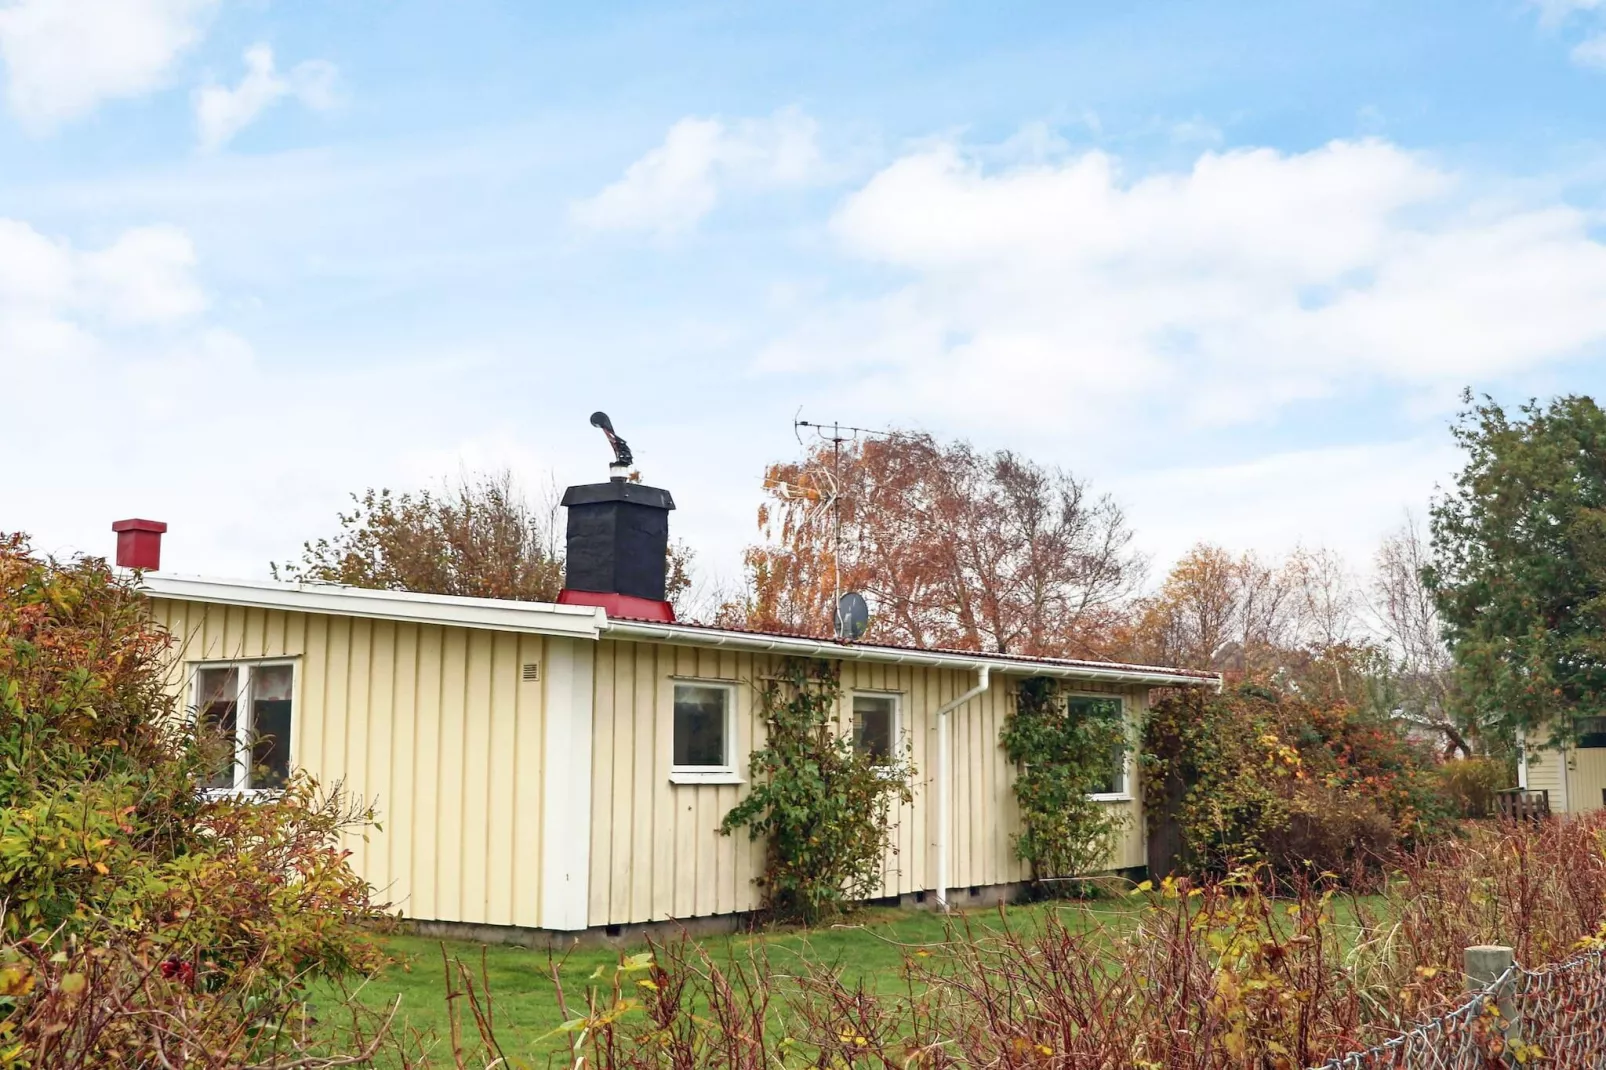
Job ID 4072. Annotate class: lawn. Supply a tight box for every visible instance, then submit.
[312,889,1392,1062]
[311,896,1151,1060]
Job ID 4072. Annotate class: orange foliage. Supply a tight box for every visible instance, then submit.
[723,432,1140,657]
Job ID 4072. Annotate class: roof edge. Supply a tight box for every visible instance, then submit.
[139,574,605,639]
[136,573,1218,687]
[602,618,1219,689]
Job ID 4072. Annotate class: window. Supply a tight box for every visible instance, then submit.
[1578,716,1606,749]
[852,693,899,764]
[193,662,295,792]
[671,682,737,781]
[1067,694,1129,798]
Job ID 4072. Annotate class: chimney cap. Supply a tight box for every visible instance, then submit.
[112,518,168,534]
[560,481,674,510]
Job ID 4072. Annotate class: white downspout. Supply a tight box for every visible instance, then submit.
[934,666,990,913]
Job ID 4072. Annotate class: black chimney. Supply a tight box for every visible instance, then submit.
[555,413,678,621]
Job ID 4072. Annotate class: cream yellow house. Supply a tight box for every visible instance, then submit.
[1520,722,1606,815]
[126,466,1216,942]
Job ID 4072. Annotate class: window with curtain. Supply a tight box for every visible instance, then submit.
[193,662,295,791]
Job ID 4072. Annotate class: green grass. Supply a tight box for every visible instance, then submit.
[312,896,1149,1058]
[312,890,1395,1061]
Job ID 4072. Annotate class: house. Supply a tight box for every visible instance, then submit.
[1519,723,1606,815]
[122,463,1217,944]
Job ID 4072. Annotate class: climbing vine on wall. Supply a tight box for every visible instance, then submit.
[720,658,915,922]
[1001,677,1127,879]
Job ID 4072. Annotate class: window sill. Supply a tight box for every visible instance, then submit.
[1087,793,1133,803]
[199,788,284,802]
[668,771,744,786]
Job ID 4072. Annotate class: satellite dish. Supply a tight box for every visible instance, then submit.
[834,592,870,641]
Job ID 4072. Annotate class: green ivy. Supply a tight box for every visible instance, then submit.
[1000,677,1126,879]
[719,658,914,923]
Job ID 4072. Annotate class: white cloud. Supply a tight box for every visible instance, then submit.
[572,107,822,234]
[194,44,339,152]
[0,218,203,329]
[1114,439,1460,570]
[761,138,1606,434]
[1572,34,1606,65]
[0,0,216,129]
[1534,0,1606,23]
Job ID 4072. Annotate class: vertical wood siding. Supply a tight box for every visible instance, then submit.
[150,598,548,928]
[1525,736,1571,812]
[587,639,1149,926]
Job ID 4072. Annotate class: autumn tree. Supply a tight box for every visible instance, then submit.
[1124,545,1297,674]
[1371,516,1471,756]
[728,433,1141,657]
[275,468,698,615]
[1123,544,1372,691]
[1427,393,1606,745]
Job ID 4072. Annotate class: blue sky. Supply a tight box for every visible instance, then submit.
[8,0,1606,596]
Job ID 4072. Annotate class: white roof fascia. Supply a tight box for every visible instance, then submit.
[601,619,1218,689]
[140,574,605,639]
[139,574,1217,688]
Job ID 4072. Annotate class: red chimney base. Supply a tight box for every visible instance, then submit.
[557,589,676,622]
[112,518,167,570]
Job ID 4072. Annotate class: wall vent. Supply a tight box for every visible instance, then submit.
[522,662,541,682]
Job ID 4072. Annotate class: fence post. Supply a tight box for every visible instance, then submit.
[1466,945,1518,1055]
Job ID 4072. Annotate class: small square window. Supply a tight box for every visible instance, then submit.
[852,694,898,764]
[673,683,732,771]
[1068,695,1128,797]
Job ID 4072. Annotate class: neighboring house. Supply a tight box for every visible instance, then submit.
[1521,720,1606,815]
[118,469,1216,943]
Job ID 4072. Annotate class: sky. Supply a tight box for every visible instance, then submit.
[7,0,1606,594]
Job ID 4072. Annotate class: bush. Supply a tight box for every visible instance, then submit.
[719,658,914,922]
[0,535,384,1066]
[527,817,1606,1069]
[1436,756,1512,818]
[1144,681,1455,880]
[1000,678,1126,879]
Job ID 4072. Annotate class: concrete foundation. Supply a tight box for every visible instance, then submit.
[398,870,1148,948]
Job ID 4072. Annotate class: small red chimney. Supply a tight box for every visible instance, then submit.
[112,519,167,570]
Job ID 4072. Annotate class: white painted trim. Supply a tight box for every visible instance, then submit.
[142,574,604,638]
[538,636,595,931]
[142,574,1214,687]
[1518,727,1529,790]
[605,620,1216,689]
[668,772,745,786]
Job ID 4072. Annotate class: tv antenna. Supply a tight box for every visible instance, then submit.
[790,414,894,639]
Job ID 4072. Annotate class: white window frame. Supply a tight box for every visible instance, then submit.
[668,679,741,785]
[189,658,297,796]
[1065,691,1133,802]
[849,690,905,771]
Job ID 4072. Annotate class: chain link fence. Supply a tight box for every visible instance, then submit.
[1312,945,1606,1069]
